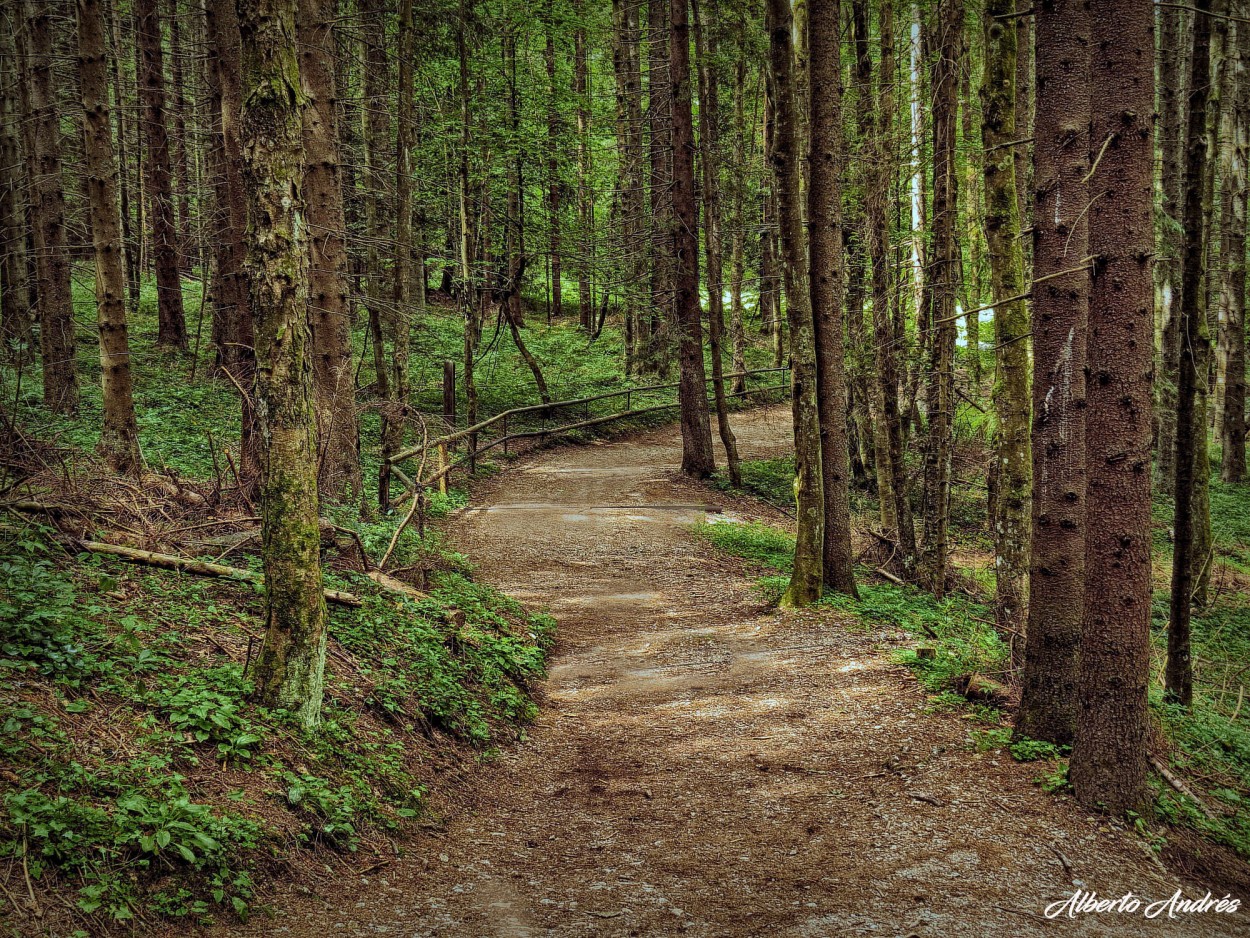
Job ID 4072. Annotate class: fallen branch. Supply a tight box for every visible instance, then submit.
[76,540,362,607]
[1149,754,1217,820]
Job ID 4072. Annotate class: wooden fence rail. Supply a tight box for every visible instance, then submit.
[384,365,790,507]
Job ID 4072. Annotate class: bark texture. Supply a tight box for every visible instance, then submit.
[136,0,188,349]
[919,0,962,595]
[1220,14,1248,483]
[237,0,329,732]
[0,21,32,363]
[767,0,824,606]
[980,0,1031,644]
[1069,0,1154,814]
[20,0,79,414]
[808,0,857,596]
[78,0,144,474]
[298,0,361,502]
[669,0,715,479]
[1016,0,1089,746]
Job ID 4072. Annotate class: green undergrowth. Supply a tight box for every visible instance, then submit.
[5,274,776,498]
[0,520,553,933]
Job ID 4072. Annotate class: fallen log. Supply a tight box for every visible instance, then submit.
[76,540,362,607]
[1149,754,1218,820]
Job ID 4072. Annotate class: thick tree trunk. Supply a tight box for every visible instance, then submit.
[299,0,361,503]
[78,0,144,474]
[670,0,715,479]
[980,0,1031,646]
[19,0,79,414]
[692,0,742,486]
[204,0,258,485]
[767,0,824,606]
[1069,0,1155,815]
[1168,0,1218,710]
[919,0,961,596]
[0,23,32,364]
[237,0,329,732]
[1220,17,1248,483]
[1015,0,1088,747]
[807,0,857,597]
[136,0,188,349]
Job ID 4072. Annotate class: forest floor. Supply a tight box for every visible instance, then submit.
[203,406,1246,937]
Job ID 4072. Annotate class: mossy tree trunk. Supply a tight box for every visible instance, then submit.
[1220,15,1249,483]
[767,0,824,606]
[919,0,962,596]
[237,0,329,732]
[979,0,1031,647]
[78,0,144,475]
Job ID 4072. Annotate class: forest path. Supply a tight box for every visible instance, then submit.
[246,407,1238,937]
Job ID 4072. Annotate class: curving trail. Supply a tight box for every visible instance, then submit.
[236,407,1243,937]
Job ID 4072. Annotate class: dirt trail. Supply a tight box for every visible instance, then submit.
[243,408,1244,937]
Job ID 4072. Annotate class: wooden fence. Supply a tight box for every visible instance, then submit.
[384,365,791,506]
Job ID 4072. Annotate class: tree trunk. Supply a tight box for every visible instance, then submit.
[575,2,593,331]
[919,0,961,595]
[169,0,194,272]
[545,4,562,320]
[0,21,32,364]
[237,0,329,732]
[136,0,188,349]
[360,0,390,402]
[959,28,983,388]
[670,0,715,479]
[19,0,79,414]
[299,0,361,503]
[377,0,415,508]
[692,0,742,486]
[1220,15,1248,483]
[456,0,477,449]
[808,0,857,597]
[204,0,258,485]
[1069,0,1155,815]
[612,0,646,375]
[980,0,1031,646]
[108,0,140,315]
[767,0,824,606]
[1016,0,1088,747]
[1157,6,1191,492]
[1168,0,1218,710]
[852,0,915,571]
[728,55,748,394]
[648,0,674,375]
[78,0,144,475]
